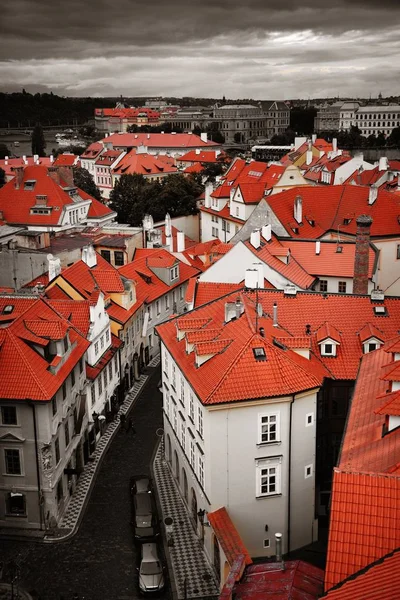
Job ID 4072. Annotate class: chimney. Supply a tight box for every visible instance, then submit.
[82,244,97,268]
[315,240,321,255]
[262,224,272,242]
[306,150,313,165]
[50,154,54,164]
[273,302,278,327]
[48,166,60,185]
[378,156,388,171]
[47,253,61,282]
[33,154,39,162]
[22,155,27,164]
[353,215,373,295]
[177,231,185,252]
[245,268,258,289]
[250,229,261,249]
[14,166,24,189]
[294,195,303,224]
[165,213,172,249]
[204,182,213,208]
[368,187,378,205]
[332,138,337,152]
[195,149,200,155]
[58,165,74,187]
[200,132,208,143]
[235,296,243,319]
[275,533,284,568]
[311,134,317,144]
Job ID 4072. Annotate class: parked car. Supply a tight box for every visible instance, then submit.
[138,543,165,594]
[131,477,159,541]
[130,475,153,495]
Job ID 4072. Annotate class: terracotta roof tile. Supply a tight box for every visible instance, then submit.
[207,507,252,567]
[195,338,232,356]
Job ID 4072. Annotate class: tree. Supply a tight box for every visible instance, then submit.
[73,167,102,201]
[158,174,202,218]
[31,123,46,156]
[109,174,150,224]
[0,143,10,159]
[234,133,242,143]
[387,127,400,147]
[0,167,6,188]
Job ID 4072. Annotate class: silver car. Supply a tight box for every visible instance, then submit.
[138,543,165,594]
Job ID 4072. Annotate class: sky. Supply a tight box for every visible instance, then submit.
[1,0,399,100]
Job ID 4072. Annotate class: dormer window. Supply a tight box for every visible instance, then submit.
[323,343,333,355]
[170,266,179,282]
[24,180,36,191]
[63,336,69,353]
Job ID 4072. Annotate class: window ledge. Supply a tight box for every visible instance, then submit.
[256,493,282,500]
[257,441,281,447]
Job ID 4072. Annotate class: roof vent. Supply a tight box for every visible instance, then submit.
[284,284,297,296]
[371,288,385,302]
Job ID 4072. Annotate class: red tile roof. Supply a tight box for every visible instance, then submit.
[375,390,400,416]
[193,282,244,308]
[207,507,252,567]
[0,297,89,401]
[101,132,218,149]
[112,150,177,176]
[53,154,79,167]
[0,156,53,178]
[179,150,223,163]
[47,299,91,337]
[80,142,104,159]
[279,240,375,279]
[234,560,324,600]
[264,185,400,238]
[323,547,400,600]
[86,334,122,380]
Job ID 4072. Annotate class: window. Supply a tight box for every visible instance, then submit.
[323,343,333,355]
[197,407,203,438]
[338,281,347,294]
[1,406,17,425]
[259,413,280,444]
[198,455,204,487]
[181,421,186,450]
[103,368,107,389]
[94,341,99,355]
[108,362,113,381]
[101,250,111,263]
[263,539,270,549]
[51,396,57,416]
[305,412,314,427]
[149,334,153,348]
[114,251,124,266]
[62,382,67,400]
[148,306,152,321]
[79,358,83,374]
[212,227,218,237]
[65,421,70,447]
[173,405,177,432]
[100,335,105,349]
[156,300,160,315]
[165,295,170,310]
[55,438,60,465]
[170,266,179,281]
[57,479,63,504]
[319,280,328,292]
[180,286,184,300]
[4,449,22,475]
[397,244,400,260]
[172,365,176,389]
[98,375,103,396]
[105,330,110,344]
[189,394,195,422]
[305,464,313,479]
[190,440,196,468]
[257,458,281,497]
[5,492,26,516]
[63,336,69,353]
[71,368,75,388]
[368,342,377,352]
[91,383,96,406]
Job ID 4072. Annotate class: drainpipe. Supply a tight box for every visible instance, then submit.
[287,395,294,556]
[28,400,44,530]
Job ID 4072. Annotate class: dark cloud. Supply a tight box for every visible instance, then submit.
[0,0,399,98]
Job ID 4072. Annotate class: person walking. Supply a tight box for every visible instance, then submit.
[120,413,126,431]
[126,417,133,432]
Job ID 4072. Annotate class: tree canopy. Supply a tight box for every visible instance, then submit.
[72,167,102,201]
[31,123,46,156]
[109,173,201,226]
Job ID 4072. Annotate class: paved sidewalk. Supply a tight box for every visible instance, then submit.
[45,362,158,542]
[153,445,219,600]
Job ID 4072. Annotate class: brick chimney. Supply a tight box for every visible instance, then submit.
[48,166,60,185]
[14,166,24,189]
[58,165,74,187]
[353,214,373,295]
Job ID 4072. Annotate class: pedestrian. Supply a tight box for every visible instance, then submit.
[126,417,133,432]
[120,413,126,431]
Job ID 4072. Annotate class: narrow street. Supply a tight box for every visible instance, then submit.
[0,367,170,600]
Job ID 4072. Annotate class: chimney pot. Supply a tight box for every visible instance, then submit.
[315,240,321,255]
[273,302,278,327]
[262,224,272,242]
[250,229,261,249]
[368,187,378,205]
[177,230,185,252]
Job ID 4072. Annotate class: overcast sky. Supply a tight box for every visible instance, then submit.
[1,0,399,99]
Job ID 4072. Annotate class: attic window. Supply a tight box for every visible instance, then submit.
[291,226,299,234]
[336,246,343,253]
[24,180,36,191]
[343,218,352,225]
[306,218,315,227]
[2,305,14,314]
[253,347,267,361]
[170,266,179,282]
[374,306,387,316]
[322,343,334,355]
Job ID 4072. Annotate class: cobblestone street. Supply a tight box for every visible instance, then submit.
[0,366,169,600]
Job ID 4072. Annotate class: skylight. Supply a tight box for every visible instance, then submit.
[253,347,267,361]
[2,305,14,314]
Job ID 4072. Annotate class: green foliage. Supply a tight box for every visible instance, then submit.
[270,129,296,145]
[0,143,10,159]
[0,167,6,188]
[387,127,400,147]
[290,107,317,135]
[73,167,102,201]
[199,161,226,183]
[109,173,201,226]
[31,123,46,156]
[52,144,86,157]
[126,123,182,134]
